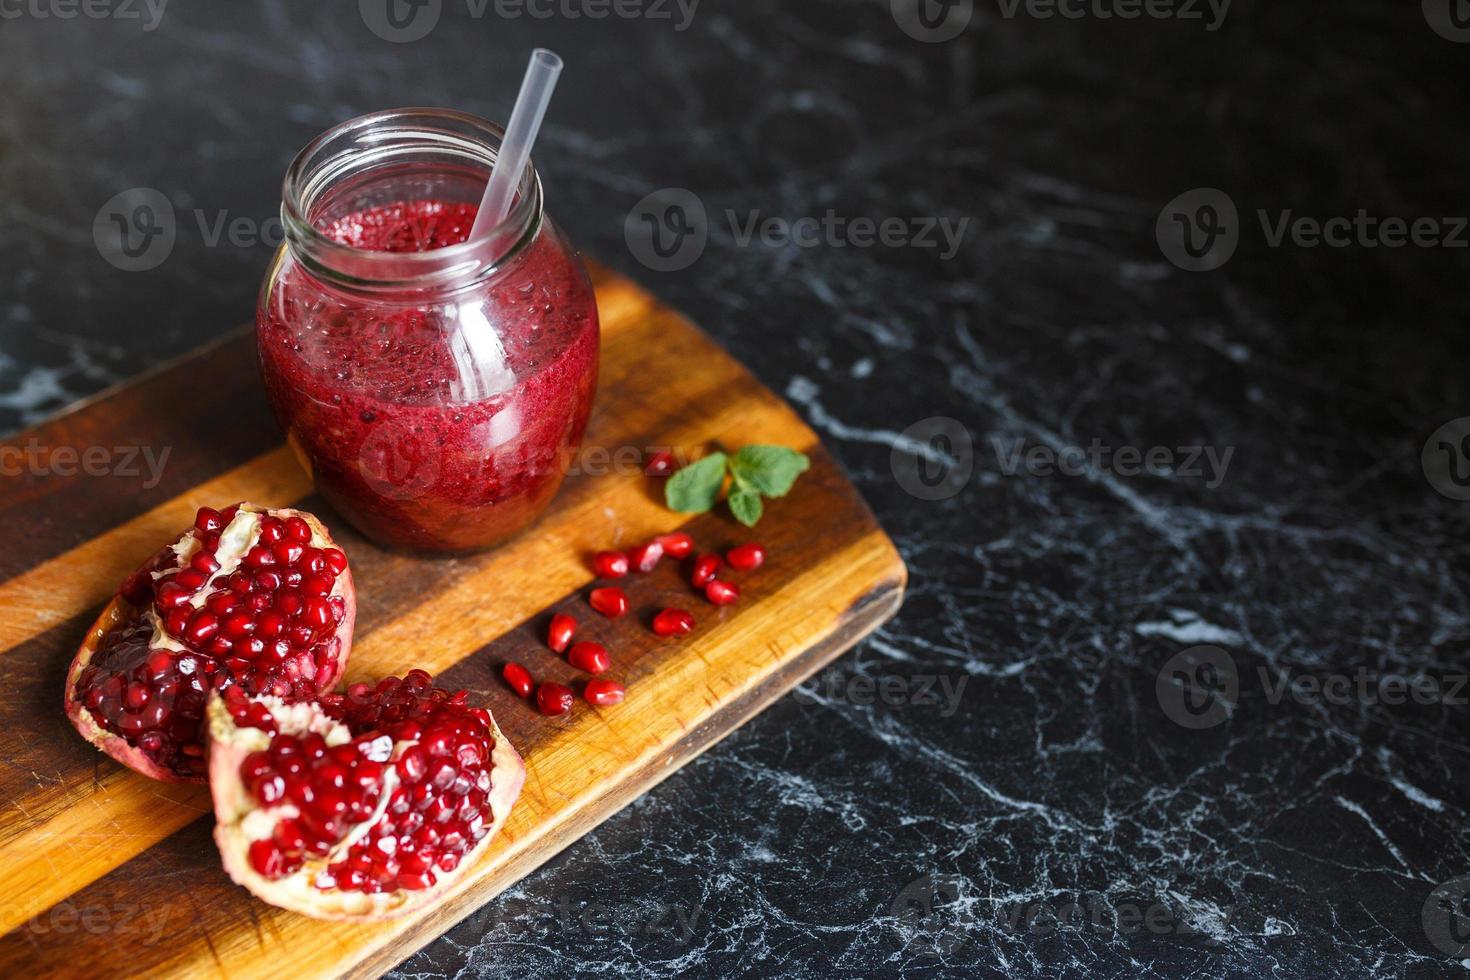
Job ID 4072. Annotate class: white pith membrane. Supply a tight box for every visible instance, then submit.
[147,509,265,653]
[206,687,526,921]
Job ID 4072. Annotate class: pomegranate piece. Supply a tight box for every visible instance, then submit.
[584,680,626,706]
[591,550,629,579]
[502,663,534,698]
[536,682,575,716]
[644,451,675,477]
[726,543,766,571]
[567,641,610,674]
[706,580,740,606]
[63,503,356,782]
[691,554,722,589]
[627,540,664,573]
[546,613,577,653]
[651,608,695,637]
[588,587,629,619]
[655,531,695,560]
[206,670,524,921]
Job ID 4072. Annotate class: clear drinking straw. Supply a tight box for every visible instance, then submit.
[469,48,563,238]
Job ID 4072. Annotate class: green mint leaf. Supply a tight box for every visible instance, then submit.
[728,489,763,527]
[665,452,728,513]
[730,445,810,498]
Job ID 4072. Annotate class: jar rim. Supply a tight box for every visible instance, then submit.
[280,107,543,292]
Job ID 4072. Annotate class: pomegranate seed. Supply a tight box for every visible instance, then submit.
[706,580,740,605]
[652,608,695,637]
[227,572,254,594]
[195,507,223,534]
[656,532,695,560]
[644,451,675,477]
[303,598,333,631]
[249,839,285,877]
[567,641,610,674]
[628,541,664,573]
[223,612,255,638]
[259,519,285,545]
[285,516,313,543]
[323,548,349,575]
[588,587,628,618]
[592,550,629,578]
[207,592,239,615]
[191,551,221,577]
[303,574,334,597]
[185,610,220,643]
[536,682,575,716]
[244,545,275,569]
[273,540,305,566]
[584,680,626,706]
[691,554,722,589]
[155,580,191,609]
[726,543,766,571]
[546,613,577,653]
[175,568,206,591]
[502,663,533,698]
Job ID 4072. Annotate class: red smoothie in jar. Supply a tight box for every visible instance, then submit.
[257,197,599,553]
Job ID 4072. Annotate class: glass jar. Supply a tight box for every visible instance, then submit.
[257,109,600,553]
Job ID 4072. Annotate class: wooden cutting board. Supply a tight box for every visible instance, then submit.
[0,262,906,978]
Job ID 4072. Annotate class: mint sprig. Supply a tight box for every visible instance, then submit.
[664,452,728,514]
[664,445,810,526]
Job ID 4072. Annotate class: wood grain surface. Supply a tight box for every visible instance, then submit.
[0,263,906,978]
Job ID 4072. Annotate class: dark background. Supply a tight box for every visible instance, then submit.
[4,0,1470,976]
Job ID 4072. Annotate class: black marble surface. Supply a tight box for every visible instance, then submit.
[5,0,1470,976]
